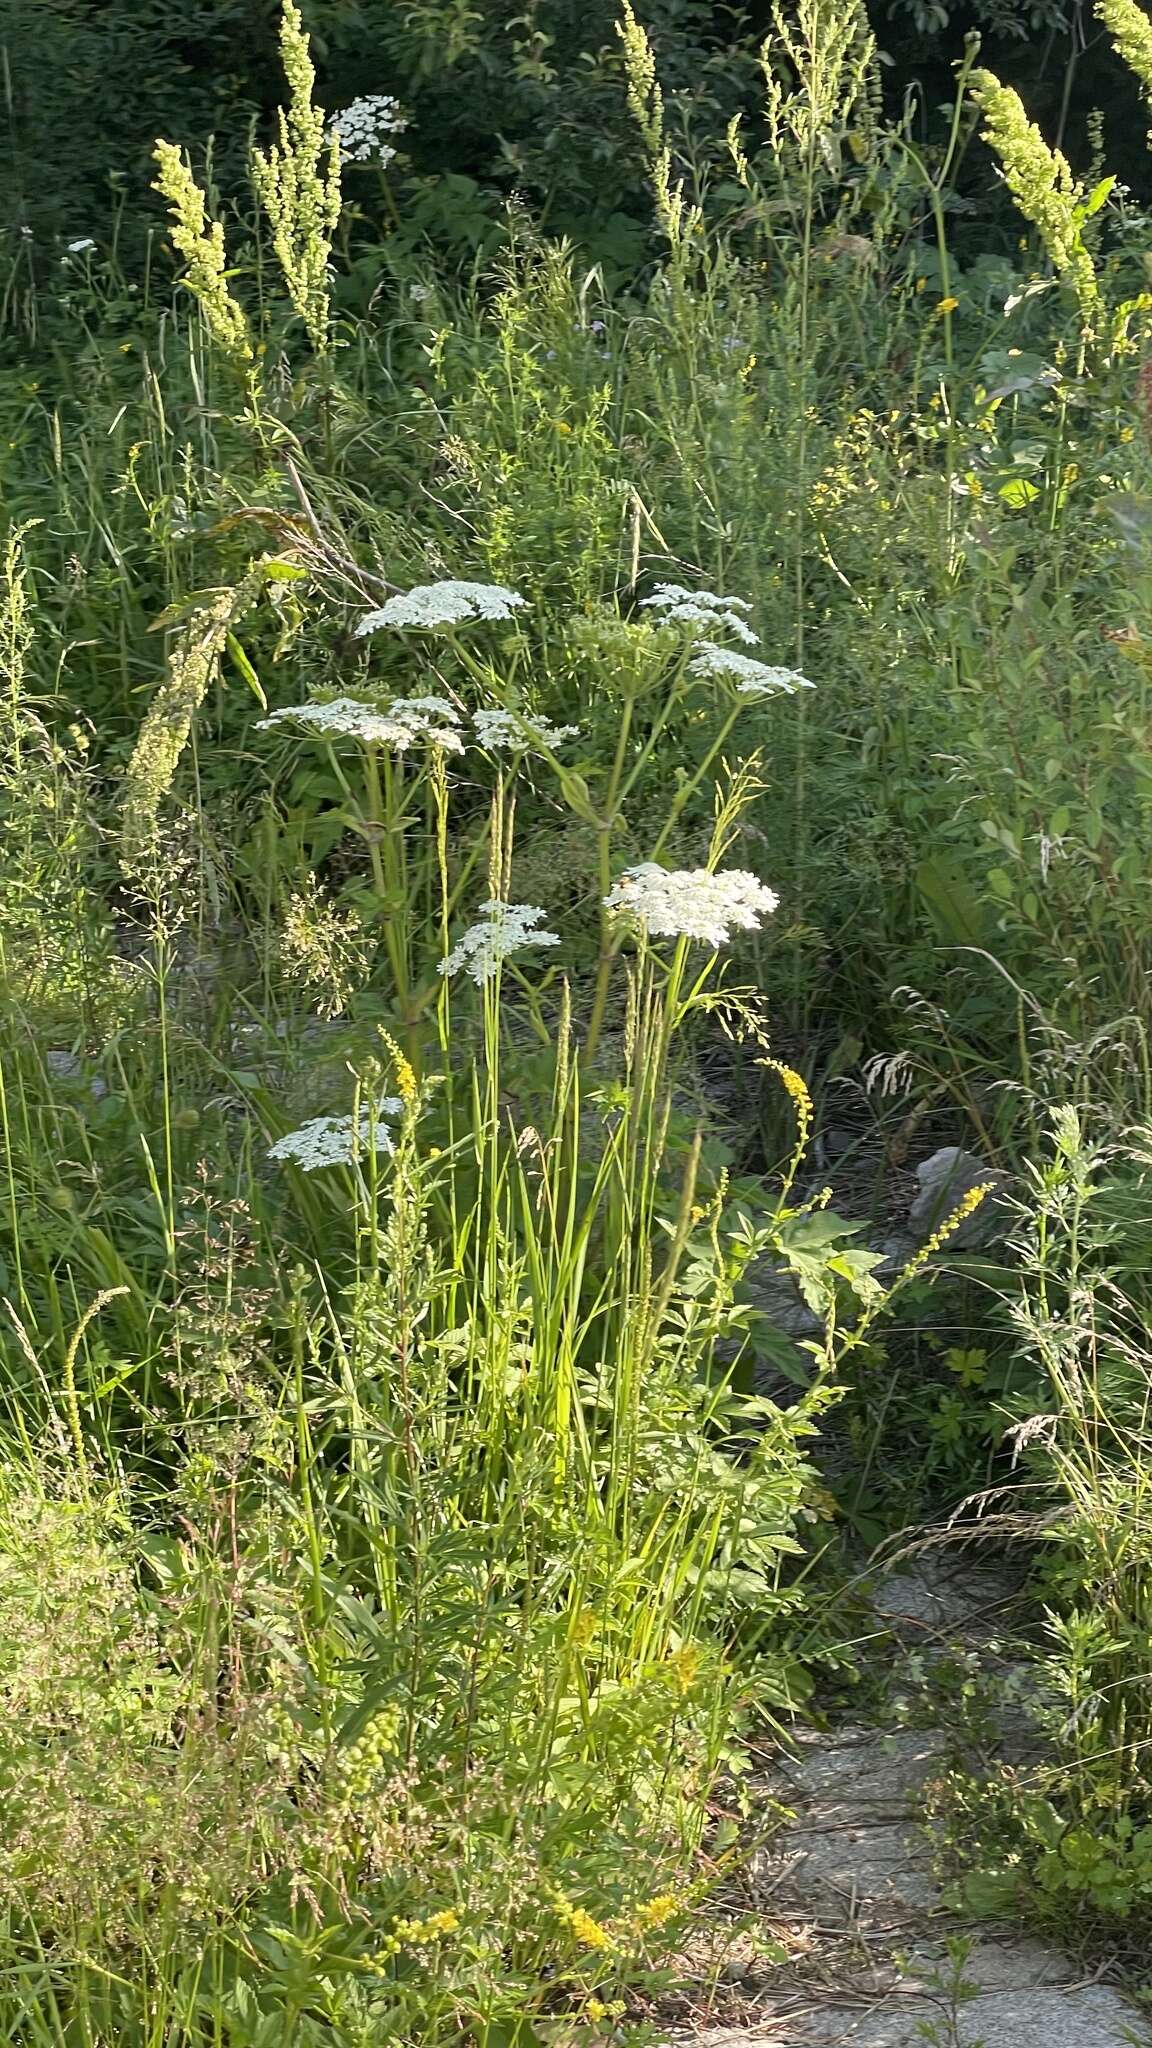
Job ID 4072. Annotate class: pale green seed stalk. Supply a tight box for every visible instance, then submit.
[61,1288,129,1504]
[152,141,254,369]
[757,0,874,992]
[120,559,291,879]
[617,0,697,261]
[970,70,1100,336]
[1097,0,1152,109]
[252,0,342,355]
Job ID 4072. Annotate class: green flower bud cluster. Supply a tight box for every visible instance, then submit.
[262,1705,303,1773]
[331,1706,402,1803]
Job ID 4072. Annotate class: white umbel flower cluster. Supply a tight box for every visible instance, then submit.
[332,94,407,165]
[268,1105,405,1171]
[356,582,527,633]
[440,901,561,984]
[688,641,815,696]
[472,707,580,751]
[258,695,464,752]
[639,583,758,647]
[604,863,779,948]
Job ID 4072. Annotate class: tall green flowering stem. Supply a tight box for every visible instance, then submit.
[252,0,341,358]
[970,68,1101,350]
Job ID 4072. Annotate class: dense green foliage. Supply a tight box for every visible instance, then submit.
[7,0,1152,280]
[7,0,1152,2036]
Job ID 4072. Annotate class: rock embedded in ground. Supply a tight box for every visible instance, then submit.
[870,1555,1018,1639]
[779,1980,1149,2045]
[907,1146,1012,1249]
[741,1256,824,1340]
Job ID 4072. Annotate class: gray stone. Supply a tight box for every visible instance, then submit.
[774,1728,951,1820]
[686,1977,1147,2045]
[760,1730,951,1920]
[742,1256,824,1339]
[876,1229,921,1280]
[665,1560,1149,2048]
[44,1049,108,1101]
[871,1559,1016,1638]
[776,1818,940,1917]
[45,1050,82,1079]
[907,1147,1012,1250]
[783,1981,1148,2045]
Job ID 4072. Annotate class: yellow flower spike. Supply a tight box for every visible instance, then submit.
[899,1182,996,1289]
[1097,0,1152,105]
[759,1058,813,1197]
[379,1028,418,1105]
[152,139,253,366]
[251,0,341,354]
[391,1908,460,1947]
[634,1891,678,1931]
[666,1642,702,1693]
[561,1903,614,1950]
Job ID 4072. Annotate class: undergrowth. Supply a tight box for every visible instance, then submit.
[8,0,1152,2034]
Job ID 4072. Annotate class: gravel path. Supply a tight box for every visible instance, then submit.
[671,1563,1149,2048]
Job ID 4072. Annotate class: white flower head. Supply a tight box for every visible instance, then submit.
[355,581,527,633]
[604,863,778,948]
[473,707,580,752]
[332,94,407,165]
[268,1105,405,1171]
[688,641,815,696]
[66,237,96,255]
[257,694,464,752]
[639,583,759,647]
[440,901,560,984]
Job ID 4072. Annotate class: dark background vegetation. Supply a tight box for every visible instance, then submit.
[3,0,1149,271]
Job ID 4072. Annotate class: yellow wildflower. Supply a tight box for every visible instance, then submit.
[562,1904,613,1950]
[393,1907,461,1946]
[1097,0,1152,107]
[937,295,959,314]
[634,1891,678,1930]
[379,1029,418,1103]
[666,1642,702,1693]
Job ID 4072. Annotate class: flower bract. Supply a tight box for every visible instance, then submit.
[257,695,464,752]
[472,708,580,751]
[332,95,407,165]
